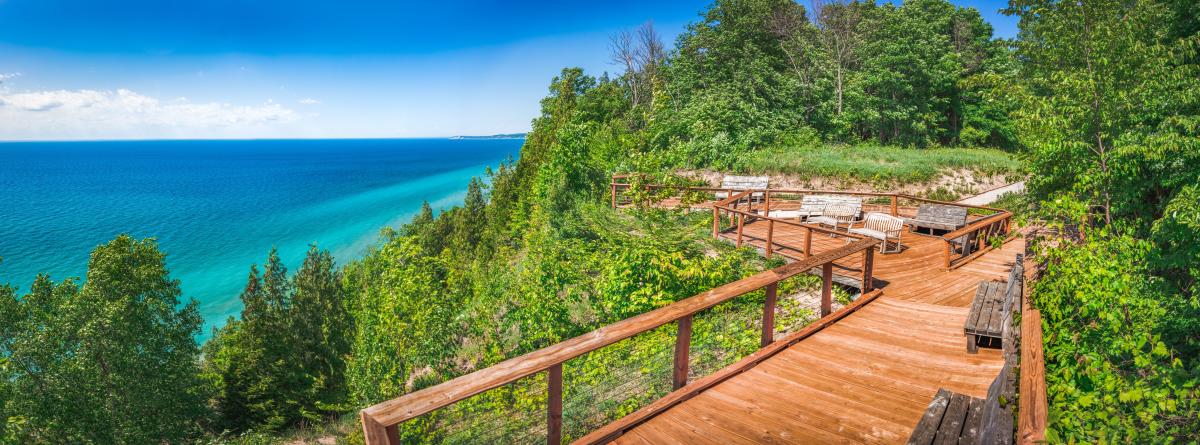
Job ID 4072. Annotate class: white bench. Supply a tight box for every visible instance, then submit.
[768,194,863,221]
[849,212,904,253]
[714,175,769,200]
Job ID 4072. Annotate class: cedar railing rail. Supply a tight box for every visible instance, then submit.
[1017,242,1048,443]
[611,174,1013,270]
[360,237,879,445]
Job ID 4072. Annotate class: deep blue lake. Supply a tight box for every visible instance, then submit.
[0,138,520,340]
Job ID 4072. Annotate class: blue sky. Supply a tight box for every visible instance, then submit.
[0,0,1017,140]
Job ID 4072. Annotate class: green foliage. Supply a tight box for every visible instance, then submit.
[737,144,1019,185]
[203,245,350,433]
[646,0,1017,167]
[1010,0,1200,440]
[0,235,206,444]
[1010,0,1200,230]
[1032,232,1199,443]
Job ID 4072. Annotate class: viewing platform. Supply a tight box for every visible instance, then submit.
[359,177,1046,445]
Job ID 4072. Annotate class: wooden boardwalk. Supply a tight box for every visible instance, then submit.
[592,222,1023,444]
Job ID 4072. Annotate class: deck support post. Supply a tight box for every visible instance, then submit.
[673,316,692,390]
[821,263,833,317]
[890,195,898,216]
[766,220,774,257]
[762,283,777,347]
[862,248,875,292]
[804,226,813,259]
[547,364,562,445]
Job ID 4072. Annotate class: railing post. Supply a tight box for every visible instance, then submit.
[762,283,777,347]
[944,239,952,270]
[611,182,617,209]
[804,226,813,259]
[862,248,875,292]
[890,195,898,216]
[764,190,771,216]
[673,315,692,390]
[736,212,744,247]
[548,364,562,445]
[821,263,833,317]
[766,219,774,258]
[360,412,395,445]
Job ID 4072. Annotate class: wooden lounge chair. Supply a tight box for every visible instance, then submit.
[849,212,904,253]
[713,175,768,201]
[904,203,968,235]
[809,203,857,232]
[767,194,863,220]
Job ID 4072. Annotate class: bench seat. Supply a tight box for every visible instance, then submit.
[964,255,1024,353]
[905,203,968,234]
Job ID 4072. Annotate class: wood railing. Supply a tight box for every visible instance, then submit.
[611,175,1013,270]
[1017,241,1048,443]
[360,238,879,445]
[941,210,1014,269]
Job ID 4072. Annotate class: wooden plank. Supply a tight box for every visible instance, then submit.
[933,393,970,445]
[362,238,879,428]
[907,389,952,445]
[984,283,1006,336]
[573,290,884,445]
[1017,262,1047,445]
[960,397,985,444]
[965,283,987,332]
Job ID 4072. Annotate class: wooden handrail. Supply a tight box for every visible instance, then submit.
[1017,244,1047,443]
[575,288,886,444]
[942,211,1012,240]
[609,173,1007,215]
[941,211,1014,270]
[361,237,880,443]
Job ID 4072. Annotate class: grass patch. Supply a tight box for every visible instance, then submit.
[735,144,1021,185]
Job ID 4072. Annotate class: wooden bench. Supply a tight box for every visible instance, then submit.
[904,204,968,235]
[770,194,863,219]
[910,254,1023,445]
[964,254,1024,353]
[714,175,768,201]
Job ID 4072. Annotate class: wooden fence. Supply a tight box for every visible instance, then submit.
[611,175,1013,271]
[360,238,879,445]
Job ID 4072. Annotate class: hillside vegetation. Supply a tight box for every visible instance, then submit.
[3,0,1200,443]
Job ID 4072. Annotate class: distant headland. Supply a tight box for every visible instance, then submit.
[449,133,527,140]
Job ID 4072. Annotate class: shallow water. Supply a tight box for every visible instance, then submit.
[0,138,519,339]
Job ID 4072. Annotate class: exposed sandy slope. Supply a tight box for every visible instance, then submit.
[678,168,1016,199]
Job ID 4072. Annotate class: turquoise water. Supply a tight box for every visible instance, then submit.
[0,139,519,339]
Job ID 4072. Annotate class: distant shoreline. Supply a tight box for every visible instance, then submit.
[449,133,527,140]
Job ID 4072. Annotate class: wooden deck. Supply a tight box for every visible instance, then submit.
[592,221,1023,444]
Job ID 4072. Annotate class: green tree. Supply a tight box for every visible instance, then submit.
[202,245,349,433]
[1,235,205,444]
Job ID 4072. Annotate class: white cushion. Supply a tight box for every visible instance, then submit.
[809,216,838,226]
[849,227,887,240]
[767,209,817,219]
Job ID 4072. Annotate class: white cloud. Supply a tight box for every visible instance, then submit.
[0,72,21,82]
[0,88,301,140]
[298,98,320,105]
